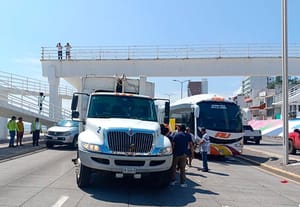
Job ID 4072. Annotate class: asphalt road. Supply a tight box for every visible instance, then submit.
[0,145,300,207]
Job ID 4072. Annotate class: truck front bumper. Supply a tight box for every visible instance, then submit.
[79,150,173,174]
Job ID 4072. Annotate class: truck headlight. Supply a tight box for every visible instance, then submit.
[82,142,100,152]
[158,146,172,155]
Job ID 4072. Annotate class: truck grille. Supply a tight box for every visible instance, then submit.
[107,131,154,153]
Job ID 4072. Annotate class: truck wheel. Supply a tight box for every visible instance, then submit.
[288,139,297,155]
[46,142,53,148]
[76,163,91,188]
[255,140,260,145]
[152,169,172,188]
[243,139,247,145]
[72,135,78,149]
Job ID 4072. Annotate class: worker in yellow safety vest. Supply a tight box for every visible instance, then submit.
[31,118,42,146]
[7,116,18,147]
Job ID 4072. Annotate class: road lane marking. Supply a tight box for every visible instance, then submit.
[52,195,69,207]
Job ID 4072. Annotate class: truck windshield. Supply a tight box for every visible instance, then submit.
[87,94,158,122]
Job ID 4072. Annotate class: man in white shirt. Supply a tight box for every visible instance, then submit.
[199,127,210,172]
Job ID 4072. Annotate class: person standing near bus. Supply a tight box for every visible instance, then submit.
[199,127,210,172]
[170,124,194,187]
[186,127,196,167]
[7,116,18,147]
[16,117,24,146]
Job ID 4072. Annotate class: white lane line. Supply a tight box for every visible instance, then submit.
[52,195,69,207]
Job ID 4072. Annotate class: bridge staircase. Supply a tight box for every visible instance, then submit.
[0,70,74,127]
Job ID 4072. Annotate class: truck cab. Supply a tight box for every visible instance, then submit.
[71,76,172,187]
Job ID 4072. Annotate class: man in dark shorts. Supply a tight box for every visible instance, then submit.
[170,124,194,187]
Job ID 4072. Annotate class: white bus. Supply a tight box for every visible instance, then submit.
[170,94,243,156]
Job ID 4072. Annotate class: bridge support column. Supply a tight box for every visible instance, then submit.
[47,69,60,120]
[0,117,8,140]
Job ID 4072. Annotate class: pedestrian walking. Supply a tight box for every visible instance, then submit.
[198,127,210,172]
[64,42,72,60]
[31,118,42,146]
[170,124,194,187]
[7,116,18,147]
[56,42,63,60]
[16,117,24,146]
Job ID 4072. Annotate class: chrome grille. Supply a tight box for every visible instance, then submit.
[107,131,153,153]
[48,131,65,136]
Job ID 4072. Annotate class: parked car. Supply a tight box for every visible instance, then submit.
[243,125,262,145]
[45,119,79,148]
[288,129,300,154]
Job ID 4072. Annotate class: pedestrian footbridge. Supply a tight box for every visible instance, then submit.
[0,70,75,139]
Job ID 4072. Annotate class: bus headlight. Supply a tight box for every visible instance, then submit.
[82,142,101,152]
[158,146,173,155]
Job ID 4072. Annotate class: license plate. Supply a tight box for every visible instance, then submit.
[122,168,136,174]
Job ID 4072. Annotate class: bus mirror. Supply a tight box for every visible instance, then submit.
[193,105,200,118]
[71,94,79,111]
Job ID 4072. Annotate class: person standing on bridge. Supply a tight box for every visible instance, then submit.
[7,116,18,147]
[56,42,63,60]
[31,118,42,146]
[38,92,45,114]
[16,117,24,146]
[64,42,72,60]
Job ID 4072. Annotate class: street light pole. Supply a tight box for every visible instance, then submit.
[282,0,289,165]
[173,79,190,99]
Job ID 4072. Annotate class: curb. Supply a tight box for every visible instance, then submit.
[237,152,300,183]
[0,146,47,163]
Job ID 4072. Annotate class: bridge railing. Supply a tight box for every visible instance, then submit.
[0,93,71,121]
[273,83,300,104]
[0,70,75,98]
[41,43,300,60]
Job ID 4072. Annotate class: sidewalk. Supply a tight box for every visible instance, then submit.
[0,135,46,162]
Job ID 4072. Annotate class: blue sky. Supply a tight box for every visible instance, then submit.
[1,0,299,102]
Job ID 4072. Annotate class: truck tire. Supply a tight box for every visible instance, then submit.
[288,139,297,155]
[152,169,172,188]
[46,141,53,148]
[255,139,260,145]
[76,163,91,188]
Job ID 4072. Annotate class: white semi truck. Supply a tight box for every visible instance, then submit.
[71,75,173,187]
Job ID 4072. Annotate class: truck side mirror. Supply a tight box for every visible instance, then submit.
[71,94,79,111]
[72,111,79,119]
[164,101,170,124]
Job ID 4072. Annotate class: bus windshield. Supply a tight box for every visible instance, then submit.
[87,95,158,122]
[198,101,242,133]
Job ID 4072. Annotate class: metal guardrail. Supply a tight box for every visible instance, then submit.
[41,43,300,60]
